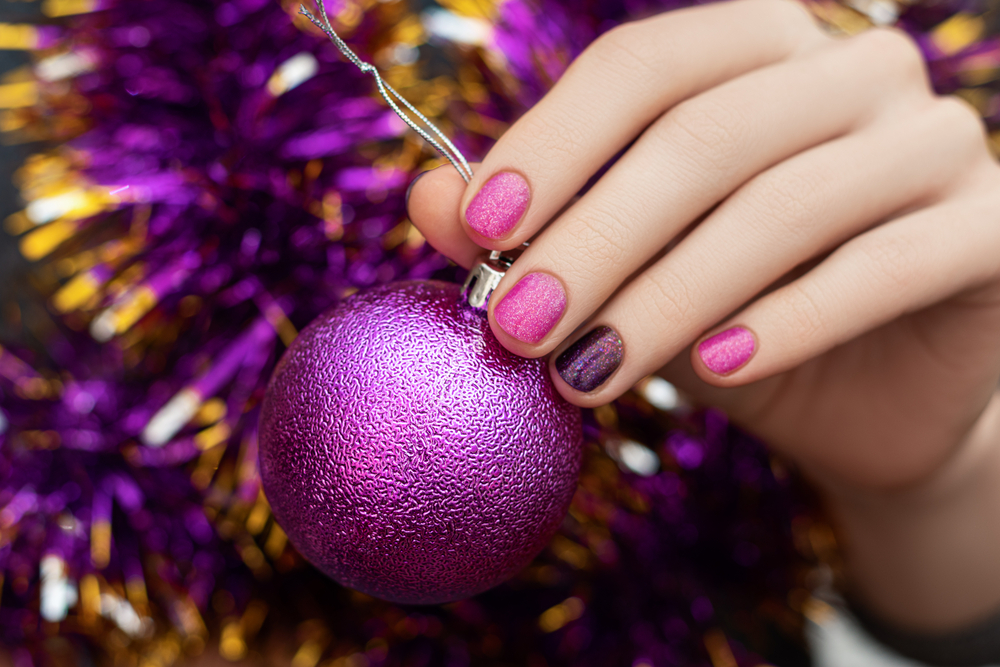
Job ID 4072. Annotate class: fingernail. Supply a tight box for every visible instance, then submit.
[494,272,566,344]
[698,327,755,375]
[405,170,428,210]
[465,172,530,239]
[556,326,623,392]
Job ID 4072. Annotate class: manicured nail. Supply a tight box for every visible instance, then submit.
[465,172,530,239]
[494,272,566,344]
[556,326,623,393]
[698,327,755,375]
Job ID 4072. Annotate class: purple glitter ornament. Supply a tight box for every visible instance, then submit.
[259,276,583,604]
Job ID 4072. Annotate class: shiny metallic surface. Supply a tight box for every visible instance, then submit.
[461,249,520,310]
[259,281,583,604]
[461,257,506,310]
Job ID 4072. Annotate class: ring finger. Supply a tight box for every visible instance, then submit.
[548,97,983,404]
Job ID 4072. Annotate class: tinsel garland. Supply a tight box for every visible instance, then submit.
[0,0,996,664]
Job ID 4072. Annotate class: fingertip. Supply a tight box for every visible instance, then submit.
[407,164,483,269]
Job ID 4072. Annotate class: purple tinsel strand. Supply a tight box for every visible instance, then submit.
[0,0,445,651]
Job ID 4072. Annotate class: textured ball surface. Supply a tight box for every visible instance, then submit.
[259,281,583,604]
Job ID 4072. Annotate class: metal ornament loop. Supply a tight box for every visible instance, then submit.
[300,1,525,310]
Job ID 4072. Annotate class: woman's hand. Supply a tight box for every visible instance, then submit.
[408,0,1000,633]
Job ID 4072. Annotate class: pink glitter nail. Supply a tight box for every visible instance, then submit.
[698,327,755,375]
[494,273,566,344]
[465,172,530,239]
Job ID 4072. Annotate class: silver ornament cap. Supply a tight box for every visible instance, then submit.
[461,247,525,310]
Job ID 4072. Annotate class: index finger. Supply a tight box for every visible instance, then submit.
[459,0,824,248]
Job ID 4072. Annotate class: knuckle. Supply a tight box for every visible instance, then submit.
[583,23,658,80]
[753,0,818,33]
[778,284,827,340]
[856,233,919,293]
[932,95,988,145]
[854,27,927,83]
[504,108,591,169]
[644,270,699,326]
[555,189,655,272]
[661,98,752,174]
[744,167,826,241]
[565,206,635,269]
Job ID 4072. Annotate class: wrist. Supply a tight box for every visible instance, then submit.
[814,391,1000,631]
[818,389,1000,514]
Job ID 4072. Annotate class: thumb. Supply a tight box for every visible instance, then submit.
[407,163,485,269]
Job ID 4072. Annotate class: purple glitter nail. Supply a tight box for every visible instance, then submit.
[556,326,623,392]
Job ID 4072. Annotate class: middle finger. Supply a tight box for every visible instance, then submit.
[488,30,929,356]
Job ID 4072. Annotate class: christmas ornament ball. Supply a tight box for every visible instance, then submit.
[259,280,583,604]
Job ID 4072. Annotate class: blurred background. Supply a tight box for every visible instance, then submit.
[0,1,35,344]
[0,0,997,666]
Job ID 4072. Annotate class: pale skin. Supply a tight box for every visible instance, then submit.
[407,0,1000,636]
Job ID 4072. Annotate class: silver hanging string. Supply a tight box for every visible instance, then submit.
[299,2,474,183]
